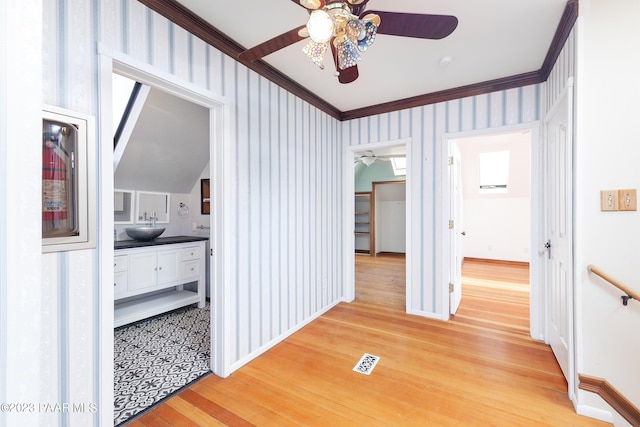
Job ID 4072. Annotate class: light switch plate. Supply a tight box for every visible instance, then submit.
[600,190,618,211]
[618,189,637,211]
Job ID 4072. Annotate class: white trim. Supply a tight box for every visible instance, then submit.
[227,298,345,373]
[406,308,444,320]
[344,138,411,308]
[575,404,613,424]
[97,49,230,423]
[440,122,541,326]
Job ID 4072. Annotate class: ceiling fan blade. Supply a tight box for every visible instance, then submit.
[239,25,307,62]
[364,11,458,40]
[330,43,359,84]
[377,154,406,158]
[294,0,325,10]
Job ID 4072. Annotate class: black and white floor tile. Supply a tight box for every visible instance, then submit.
[114,303,210,425]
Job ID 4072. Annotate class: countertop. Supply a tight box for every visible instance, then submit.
[115,235,209,250]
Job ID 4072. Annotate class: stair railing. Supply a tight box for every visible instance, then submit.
[587,264,639,306]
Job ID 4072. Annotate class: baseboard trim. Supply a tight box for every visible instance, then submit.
[463,257,529,268]
[579,374,640,426]
[226,298,346,375]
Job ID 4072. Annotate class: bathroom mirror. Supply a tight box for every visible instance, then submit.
[114,189,134,224]
[135,191,170,224]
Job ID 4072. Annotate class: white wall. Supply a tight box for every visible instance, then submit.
[457,132,531,262]
[0,1,44,426]
[375,183,406,253]
[575,0,640,419]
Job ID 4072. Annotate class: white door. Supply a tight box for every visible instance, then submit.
[545,84,574,388]
[449,143,463,314]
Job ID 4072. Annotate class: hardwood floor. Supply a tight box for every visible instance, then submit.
[127,255,610,426]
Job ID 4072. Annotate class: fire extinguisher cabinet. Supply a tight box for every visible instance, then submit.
[42,106,95,252]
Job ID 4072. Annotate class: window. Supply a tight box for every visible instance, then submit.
[112,73,141,147]
[391,157,406,176]
[478,151,509,194]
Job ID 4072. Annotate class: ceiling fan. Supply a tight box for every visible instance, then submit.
[238,0,458,84]
[355,150,405,166]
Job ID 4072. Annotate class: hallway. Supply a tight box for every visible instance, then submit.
[126,255,608,426]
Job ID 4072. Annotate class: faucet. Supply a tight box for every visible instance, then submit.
[149,211,158,227]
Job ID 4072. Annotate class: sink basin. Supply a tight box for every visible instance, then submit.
[125,226,166,241]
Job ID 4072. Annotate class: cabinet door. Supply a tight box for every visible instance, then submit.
[114,271,128,297]
[157,249,180,285]
[128,252,157,291]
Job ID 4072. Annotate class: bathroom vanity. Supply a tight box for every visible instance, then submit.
[114,236,208,327]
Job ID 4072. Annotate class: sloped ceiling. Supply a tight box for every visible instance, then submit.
[114,87,210,193]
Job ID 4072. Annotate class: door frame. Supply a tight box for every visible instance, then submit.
[344,138,411,304]
[440,123,544,339]
[97,47,230,424]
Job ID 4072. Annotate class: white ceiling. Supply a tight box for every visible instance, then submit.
[176,0,568,112]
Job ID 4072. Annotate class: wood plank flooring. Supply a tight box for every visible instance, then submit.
[126,255,610,426]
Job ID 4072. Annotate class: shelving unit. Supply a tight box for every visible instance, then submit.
[355,192,374,255]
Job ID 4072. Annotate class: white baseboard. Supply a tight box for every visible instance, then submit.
[226,298,347,374]
[576,404,613,424]
[406,308,446,321]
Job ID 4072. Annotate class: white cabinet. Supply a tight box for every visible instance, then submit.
[114,240,207,327]
[128,249,180,291]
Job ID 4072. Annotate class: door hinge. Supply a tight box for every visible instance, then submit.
[210,248,213,256]
[449,283,454,293]
[449,220,454,229]
[448,156,454,166]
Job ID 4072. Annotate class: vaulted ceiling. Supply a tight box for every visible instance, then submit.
[138,0,577,120]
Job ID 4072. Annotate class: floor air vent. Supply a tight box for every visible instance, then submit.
[353,353,380,375]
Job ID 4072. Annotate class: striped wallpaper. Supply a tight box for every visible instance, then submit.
[344,86,542,315]
[35,0,576,425]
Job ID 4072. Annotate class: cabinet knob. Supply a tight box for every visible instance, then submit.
[159,266,162,270]
[114,283,116,287]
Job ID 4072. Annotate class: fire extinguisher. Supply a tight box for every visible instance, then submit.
[42,134,68,224]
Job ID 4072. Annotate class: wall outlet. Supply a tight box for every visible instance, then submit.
[618,189,637,211]
[600,190,618,211]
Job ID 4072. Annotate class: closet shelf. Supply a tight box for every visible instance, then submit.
[354,191,373,255]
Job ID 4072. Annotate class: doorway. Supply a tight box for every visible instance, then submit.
[98,51,228,421]
[442,124,543,338]
[345,138,411,305]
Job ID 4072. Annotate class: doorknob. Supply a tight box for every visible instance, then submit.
[460,231,466,236]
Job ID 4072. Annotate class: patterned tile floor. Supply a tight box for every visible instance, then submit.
[114,302,210,425]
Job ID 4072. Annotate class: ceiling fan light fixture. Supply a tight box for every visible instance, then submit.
[361,156,375,166]
[335,36,361,70]
[307,9,335,43]
[302,39,328,69]
[348,19,378,52]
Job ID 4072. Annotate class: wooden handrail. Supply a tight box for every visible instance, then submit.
[587,264,640,306]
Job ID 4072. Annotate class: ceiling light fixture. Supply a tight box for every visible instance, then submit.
[307,9,335,43]
[302,3,380,74]
[361,156,376,167]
